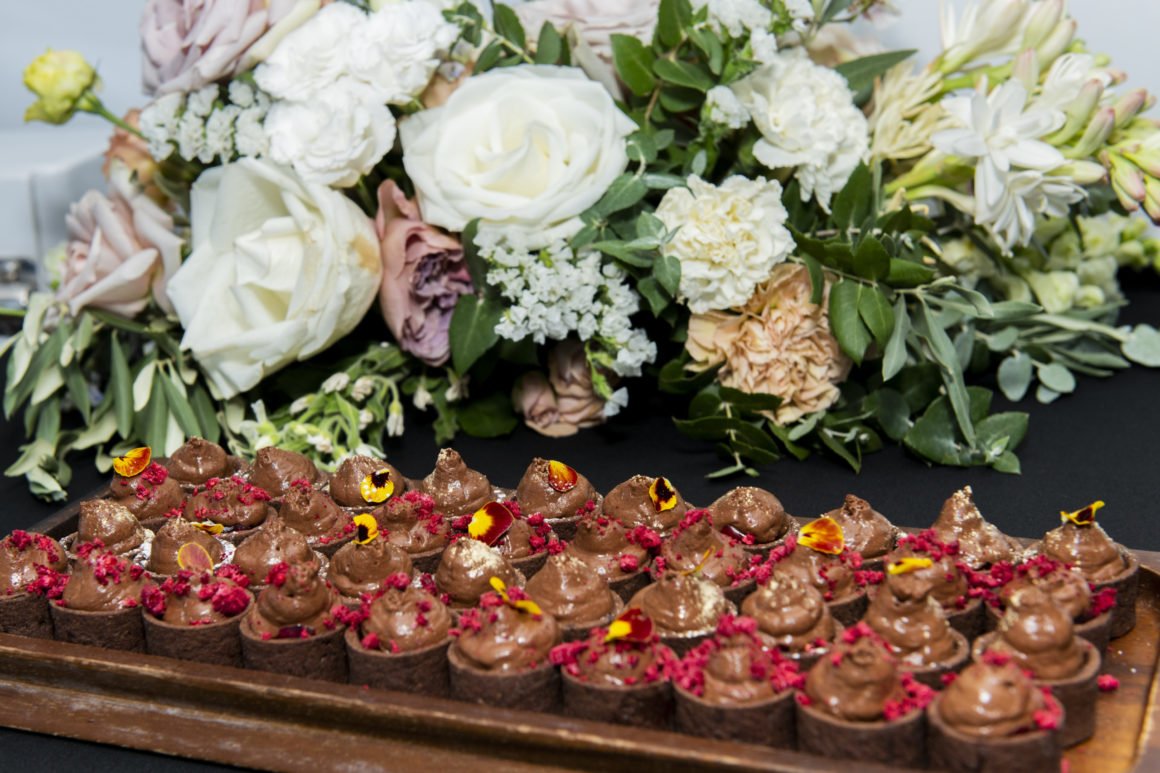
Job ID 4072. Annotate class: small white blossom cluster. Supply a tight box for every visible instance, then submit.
[704,86,749,130]
[139,82,270,164]
[479,232,657,378]
[691,0,772,38]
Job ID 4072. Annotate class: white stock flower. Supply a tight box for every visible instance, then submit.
[264,85,396,187]
[168,159,382,398]
[321,373,351,393]
[732,49,869,211]
[656,175,794,314]
[705,86,749,130]
[400,65,635,248]
[348,1,460,104]
[979,170,1084,249]
[254,2,362,102]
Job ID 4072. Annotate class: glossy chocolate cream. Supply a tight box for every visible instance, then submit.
[565,513,648,582]
[249,447,321,497]
[742,575,836,652]
[930,486,1021,568]
[453,601,560,672]
[707,486,791,544]
[659,510,747,589]
[418,448,492,517]
[110,462,185,521]
[0,531,66,595]
[147,518,225,576]
[826,495,896,560]
[1040,521,1128,583]
[358,585,451,653]
[515,458,598,520]
[185,476,273,532]
[525,552,617,626]
[328,539,413,599]
[989,587,1086,680]
[603,474,688,533]
[167,437,232,485]
[937,658,1050,738]
[804,635,906,721]
[76,499,146,556]
[433,538,521,608]
[627,572,730,636]
[232,516,316,586]
[329,455,405,509]
[246,561,338,638]
[862,570,959,667]
[61,546,146,612]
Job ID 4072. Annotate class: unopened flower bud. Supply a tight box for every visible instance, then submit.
[1070,108,1115,158]
[1144,177,1160,223]
[1012,50,1039,91]
[23,49,98,124]
[1055,160,1106,185]
[1050,79,1105,145]
[1035,18,1077,69]
[1123,135,1160,177]
[1102,151,1146,211]
[1021,0,1065,50]
[1113,89,1153,129]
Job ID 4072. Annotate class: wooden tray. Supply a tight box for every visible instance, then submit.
[3,504,1159,772]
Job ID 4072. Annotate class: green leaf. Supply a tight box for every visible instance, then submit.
[985,327,1019,352]
[990,300,1042,321]
[457,393,518,437]
[659,85,702,114]
[951,286,994,318]
[997,352,1033,401]
[886,258,935,287]
[1123,324,1160,366]
[918,302,975,445]
[718,386,782,413]
[821,0,855,23]
[593,174,648,217]
[636,276,669,315]
[653,59,713,92]
[673,415,776,452]
[474,39,504,73]
[802,254,824,306]
[852,236,890,281]
[882,297,910,381]
[818,428,861,472]
[871,388,911,441]
[658,357,719,394]
[72,409,117,450]
[141,377,170,452]
[534,22,563,64]
[460,219,489,293]
[611,34,657,96]
[1036,362,1076,393]
[903,396,963,465]
[829,281,872,365]
[831,163,873,229]
[492,3,526,49]
[688,27,724,75]
[589,240,652,267]
[109,333,133,438]
[449,295,503,373]
[992,451,1022,474]
[858,286,895,348]
[642,172,685,190]
[654,253,681,296]
[189,384,221,443]
[655,0,691,49]
[976,411,1029,453]
[835,50,917,94]
[626,132,658,164]
[66,368,92,423]
[159,368,201,439]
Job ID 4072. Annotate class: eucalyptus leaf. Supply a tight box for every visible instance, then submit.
[30,366,64,406]
[918,302,975,445]
[109,334,134,438]
[992,450,1022,474]
[1123,324,1160,366]
[592,174,648,217]
[975,411,1029,453]
[189,384,221,443]
[997,352,1033,401]
[1036,362,1076,393]
[882,297,910,381]
[160,368,201,438]
[1036,385,1061,404]
[903,396,964,465]
[654,253,681,296]
[72,409,117,450]
[858,286,894,347]
[985,327,1019,352]
[871,388,911,441]
[133,358,157,412]
[66,368,92,423]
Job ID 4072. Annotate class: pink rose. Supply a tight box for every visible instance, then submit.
[140,0,319,96]
[59,163,183,318]
[514,341,607,437]
[375,180,472,366]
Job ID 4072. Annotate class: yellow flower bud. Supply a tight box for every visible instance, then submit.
[23,49,98,125]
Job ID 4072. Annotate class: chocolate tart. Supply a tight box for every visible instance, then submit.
[0,530,67,639]
[886,530,985,640]
[763,537,869,627]
[50,545,147,652]
[626,572,734,657]
[742,575,841,671]
[371,490,450,575]
[433,538,524,609]
[328,537,414,609]
[141,569,253,667]
[417,448,493,518]
[930,486,1022,569]
[248,447,325,499]
[145,518,228,577]
[525,552,623,642]
[278,484,354,558]
[108,461,186,528]
[707,486,798,560]
[603,474,688,534]
[185,475,275,546]
[657,509,754,606]
[825,494,898,572]
[514,458,602,542]
[66,499,152,562]
[166,437,247,491]
[564,512,651,602]
[329,455,406,515]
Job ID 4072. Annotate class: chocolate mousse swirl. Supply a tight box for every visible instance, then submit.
[61,546,146,612]
[434,538,521,607]
[247,562,337,637]
[149,571,251,626]
[360,586,451,653]
[526,553,616,625]
[1041,521,1128,582]
[863,571,958,667]
[566,513,647,581]
[167,437,232,485]
[329,539,413,599]
[826,494,896,559]
[232,516,316,586]
[249,447,321,497]
[989,587,1086,680]
[566,636,669,686]
[515,458,598,520]
[604,475,688,533]
[660,510,747,589]
[707,486,790,544]
[700,635,780,704]
[804,636,906,721]
[1,531,66,594]
[627,573,730,635]
[76,499,147,556]
[186,476,273,531]
[454,602,560,672]
[279,485,351,542]
[1000,560,1091,621]
[373,491,448,554]
[938,659,1049,738]
[110,463,185,521]
[330,455,405,509]
[419,448,492,517]
[742,575,835,652]
[884,536,969,610]
[770,542,855,600]
[931,486,1021,568]
[147,518,225,576]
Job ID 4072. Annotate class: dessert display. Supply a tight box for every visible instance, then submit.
[861,557,970,688]
[759,517,870,626]
[146,517,227,576]
[327,515,414,606]
[1032,501,1139,638]
[239,560,347,682]
[706,485,797,558]
[448,579,562,711]
[418,448,493,517]
[564,511,651,601]
[673,615,802,747]
[70,498,149,559]
[370,490,450,574]
[184,475,275,544]
[433,532,523,608]
[345,573,454,696]
[626,570,733,656]
[930,486,1022,569]
[656,509,753,604]
[825,494,897,569]
[928,652,1064,773]
[278,481,355,557]
[796,623,933,767]
[166,437,246,488]
[328,455,406,513]
[886,530,984,639]
[248,446,324,497]
[0,530,67,638]
[741,575,839,669]
[140,544,253,667]
[603,474,688,534]
[514,458,601,541]
[108,448,185,526]
[50,542,148,652]
[973,586,1101,747]
[552,608,676,728]
[525,552,622,641]
[231,515,323,589]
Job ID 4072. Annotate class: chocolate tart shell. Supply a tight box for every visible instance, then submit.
[927,691,1063,773]
[345,629,451,698]
[561,664,673,729]
[309,533,354,559]
[734,518,800,561]
[674,683,796,748]
[447,644,560,713]
[143,603,251,668]
[405,545,446,576]
[0,592,54,639]
[946,596,986,641]
[540,493,604,543]
[50,603,145,652]
[509,551,549,579]
[826,589,869,628]
[796,698,926,767]
[239,618,348,683]
[721,578,757,607]
[608,570,651,603]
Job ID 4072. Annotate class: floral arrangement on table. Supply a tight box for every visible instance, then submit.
[8,0,1160,499]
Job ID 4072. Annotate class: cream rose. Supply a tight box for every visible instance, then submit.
[400,65,636,247]
[168,159,382,398]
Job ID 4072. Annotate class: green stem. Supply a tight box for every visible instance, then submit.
[83,98,142,137]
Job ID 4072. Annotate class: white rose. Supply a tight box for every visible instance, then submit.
[254,3,364,102]
[656,175,794,313]
[732,48,869,211]
[400,65,636,247]
[168,159,382,398]
[348,1,459,105]
[264,84,397,187]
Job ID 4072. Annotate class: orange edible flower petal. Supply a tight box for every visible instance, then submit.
[468,501,515,546]
[113,447,152,478]
[353,514,379,545]
[799,516,845,555]
[1061,501,1104,526]
[191,521,224,536]
[604,608,653,643]
[177,542,214,572]
[359,468,395,504]
[547,460,579,492]
[648,476,678,513]
[887,557,934,576]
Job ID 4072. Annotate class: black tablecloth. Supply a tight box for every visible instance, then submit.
[2,271,1157,770]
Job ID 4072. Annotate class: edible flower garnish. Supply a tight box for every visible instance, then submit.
[353,513,379,545]
[887,556,934,576]
[798,516,845,555]
[467,501,515,546]
[113,446,152,477]
[604,608,653,644]
[488,576,542,616]
[1061,501,1104,526]
[191,521,225,536]
[648,476,678,513]
[547,460,579,492]
[176,542,214,572]
[359,467,395,504]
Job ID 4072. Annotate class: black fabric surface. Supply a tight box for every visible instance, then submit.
[0,270,1156,770]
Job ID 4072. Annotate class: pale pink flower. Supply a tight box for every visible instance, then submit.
[514,341,607,437]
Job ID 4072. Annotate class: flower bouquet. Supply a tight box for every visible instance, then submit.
[8,0,1160,499]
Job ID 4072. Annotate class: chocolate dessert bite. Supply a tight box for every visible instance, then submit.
[742,575,839,669]
[973,587,1100,747]
[371,490,450,574]
[0,530,68,638]
[433,535,523,609]
[796,623,933,767]
[240,560,347,682]
[626,570,733,656]
[707,486,796,557]
[450,501,557,578]
[448,579,562,711]
[147,517,227,576]
[673,615,803,746]
[73,499,149,559]
[418,448,492,517]
[109,447,186,526]
[51,542,149,652]
[564,512,652,601]
[345,573,454,696]
[279,481,354,556]
[885,530,983,639]
[166,437,244,488]
[931,486,1022,568]
[761,516,870,626]
[604,474,688,534]
[329,455,405,512]
[657,509,753,604]
[514,458,601,541]
[328,515,414,606]
[232,515,321,589]
[553,608,676,728]
[928,653,1063,773]
[825,494,897,568]
[526,552,622,641]
[185,475,274,543]
[249,446,323,498]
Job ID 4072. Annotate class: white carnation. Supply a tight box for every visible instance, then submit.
[705,86,749,130]
[732,48,869,211]
[692,0,772,37]
[255,3,364,102]
[349,1,459,105]
[748,28,778,64]
[656,175,794,313]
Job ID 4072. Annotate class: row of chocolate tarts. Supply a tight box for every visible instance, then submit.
[0,440,1140,771]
